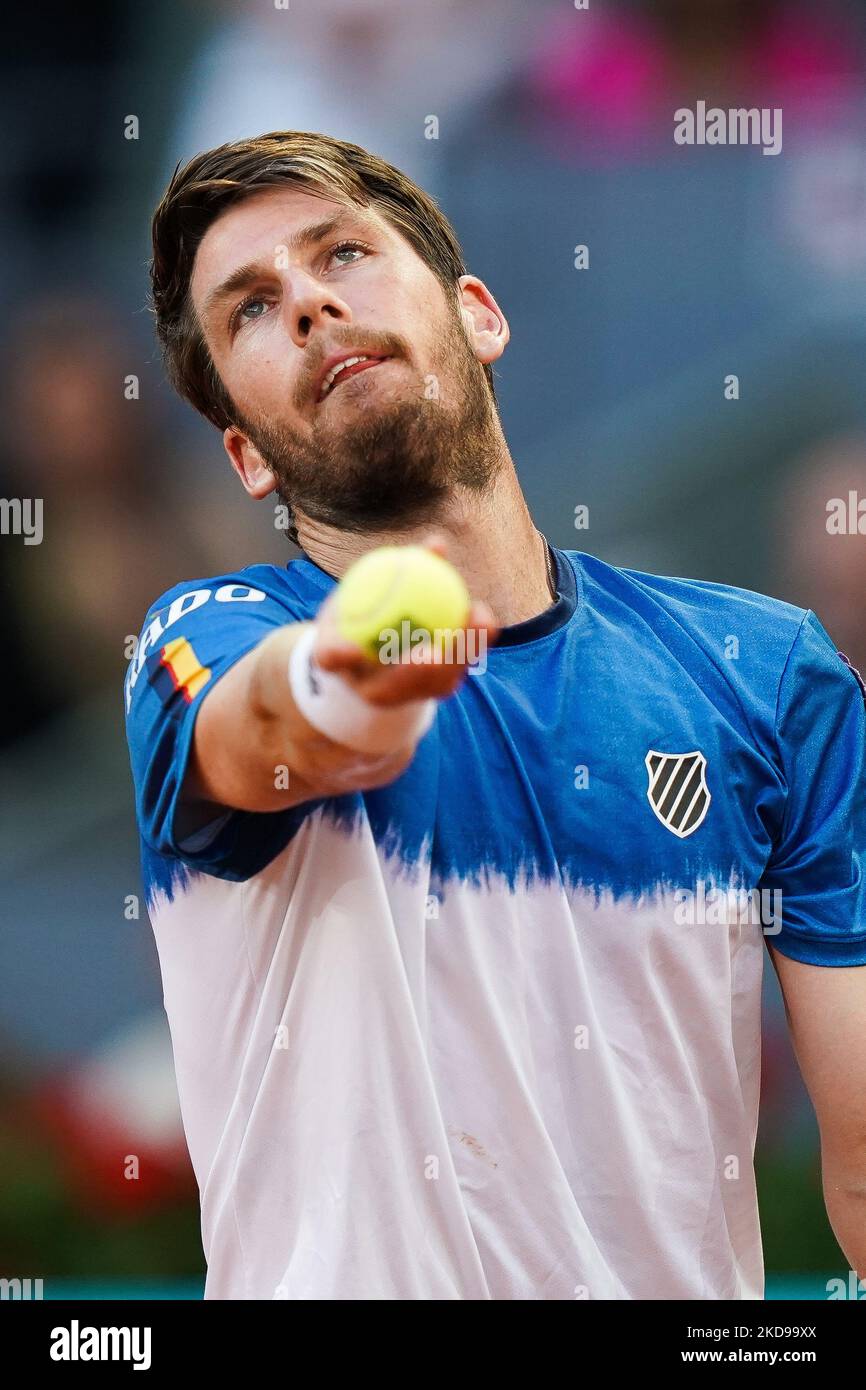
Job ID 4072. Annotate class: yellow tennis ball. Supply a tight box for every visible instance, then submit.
[335,545,471,660]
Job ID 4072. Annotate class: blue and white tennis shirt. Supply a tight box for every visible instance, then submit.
[124,545,866,1300]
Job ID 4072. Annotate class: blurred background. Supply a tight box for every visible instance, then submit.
[2,0,865,1299]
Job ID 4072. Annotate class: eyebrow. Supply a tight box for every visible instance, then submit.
[201,211,362,329]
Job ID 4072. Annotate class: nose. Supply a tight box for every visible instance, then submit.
[281,265,352,350]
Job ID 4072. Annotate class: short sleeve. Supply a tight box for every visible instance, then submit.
[124,572,316,877]
[759,611,866,966]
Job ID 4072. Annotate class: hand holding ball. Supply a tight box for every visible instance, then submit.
[289,542,490,758]
[335,545,471,661]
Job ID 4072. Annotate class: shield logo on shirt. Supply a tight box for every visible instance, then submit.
[645,750,711,838]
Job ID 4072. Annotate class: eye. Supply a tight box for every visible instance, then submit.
[327,239,372,268]
[229,294,274,334]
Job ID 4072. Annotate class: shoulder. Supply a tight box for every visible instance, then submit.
[138,558,324,629]
[562,550,830,751]
[567,550,810,659]
[124,557,330,716]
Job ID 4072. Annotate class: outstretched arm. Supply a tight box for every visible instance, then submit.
[185,541,497,816]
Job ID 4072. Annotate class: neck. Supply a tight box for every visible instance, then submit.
[294,449,554,627]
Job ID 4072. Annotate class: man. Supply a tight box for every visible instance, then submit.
[126,131,866,1300]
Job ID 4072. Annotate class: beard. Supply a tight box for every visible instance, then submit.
[233,305,502,536]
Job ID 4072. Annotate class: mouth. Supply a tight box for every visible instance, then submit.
[316,353,390,404]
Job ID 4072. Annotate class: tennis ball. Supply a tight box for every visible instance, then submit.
[335,545,471,660]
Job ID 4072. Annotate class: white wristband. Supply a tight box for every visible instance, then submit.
[288,623,436,755]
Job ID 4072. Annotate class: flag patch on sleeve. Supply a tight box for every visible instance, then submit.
[148,637,212,707]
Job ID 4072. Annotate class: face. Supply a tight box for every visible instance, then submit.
[190,185,509,534]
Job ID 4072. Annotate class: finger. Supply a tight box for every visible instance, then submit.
[420,531,448,558]
[359,647,475,705]
[466,599,500,640]
[315,637,379,675]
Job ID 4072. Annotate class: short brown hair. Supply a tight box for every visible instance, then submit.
[150,130,497,432]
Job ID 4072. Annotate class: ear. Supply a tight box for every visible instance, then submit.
[457,275,509,366]
[223,426,277,499]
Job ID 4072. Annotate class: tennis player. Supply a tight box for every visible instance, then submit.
[125,132,866,1300]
